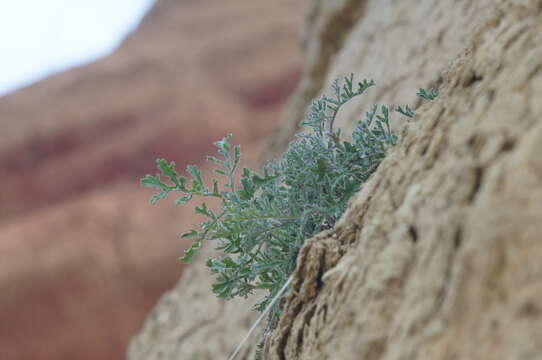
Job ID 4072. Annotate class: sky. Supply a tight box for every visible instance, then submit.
[0,0,156,97]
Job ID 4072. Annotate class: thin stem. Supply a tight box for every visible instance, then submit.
[227,276,293,360]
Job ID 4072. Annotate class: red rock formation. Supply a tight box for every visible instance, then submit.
[0,0,307,359]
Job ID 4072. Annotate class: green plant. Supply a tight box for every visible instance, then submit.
[417,87,439,100]
[141,75,437,318]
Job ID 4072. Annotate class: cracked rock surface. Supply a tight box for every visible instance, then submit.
[128,1,542,359]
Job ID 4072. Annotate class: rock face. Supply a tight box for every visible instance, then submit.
[0,0,306,359]
[128,0,542,359]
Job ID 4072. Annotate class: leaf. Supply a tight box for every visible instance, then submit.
[180,235,204,263]
[239,178,255,200]
[212,179,220,196]
[220,256,237,268]
[381,105,389,119]
[343,141,356,153]
[212,281,231,298]
[233,145,241,171]
[207,156,224,166]
[140,174,166,190]
[195,203,211,217]
[316,157,329,177]
[396,105,415,118]
[157,158,178,184]
[176,194,192,204]
[187,165,205,190]
[181,229,198,238]
[255,282,275,290]
[150,191,168,205]
[417,87,438,100]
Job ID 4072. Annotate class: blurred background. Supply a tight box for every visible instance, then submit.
[0,1,307,359]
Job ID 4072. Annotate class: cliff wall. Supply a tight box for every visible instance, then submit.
[129,1,542,359]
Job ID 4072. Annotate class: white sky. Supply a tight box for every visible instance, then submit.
[0,0,156,97]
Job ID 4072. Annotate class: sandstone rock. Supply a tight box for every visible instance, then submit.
[0,0,306,359]
[129,1,542,359]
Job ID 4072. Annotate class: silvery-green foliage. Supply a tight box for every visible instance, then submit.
[396,104,415,118]
[417,87,439,100]
[141,75,437,316]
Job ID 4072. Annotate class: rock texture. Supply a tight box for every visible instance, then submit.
[0,0,306,359]
[129,1,542,360]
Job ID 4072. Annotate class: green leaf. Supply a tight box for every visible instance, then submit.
[150,191,168,205]
[187,165,204,190]
[176,194,192,204]
[417,87,438,100]
[212,179,220,196]
[316,157,329,177]
[141,174,166,190]
[220,257,237,268]
[207,156,224,166]
[195,203,211,217]
[181,229,198,238]
[255,282,275,290]
[239,178,255,200]
[396,105,415,118]
[157,159,179,184]
[233,145,241,171]
[211,281,231,298]
[180,235,204,263]
[381,105,389,119]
